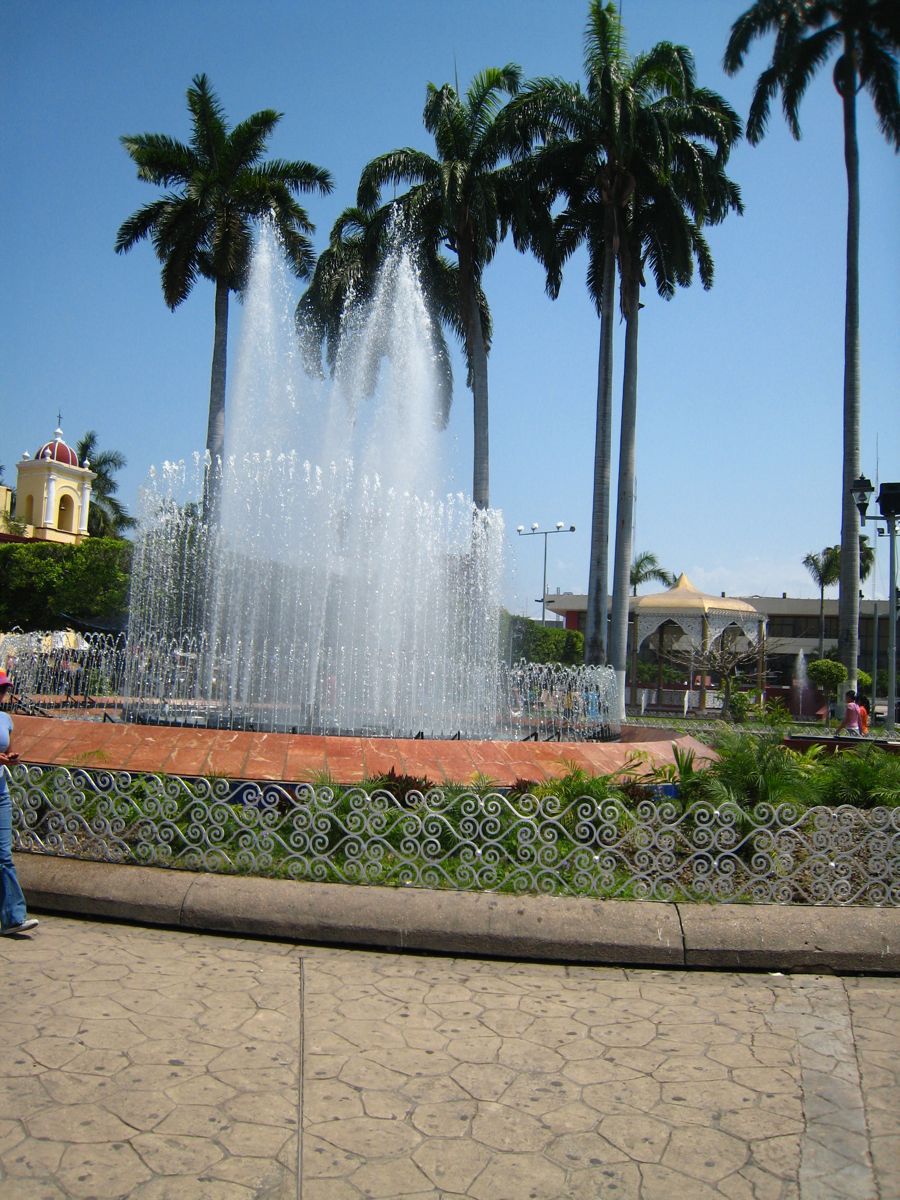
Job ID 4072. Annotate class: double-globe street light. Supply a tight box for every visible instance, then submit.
[516,522,576,626]
[850,476,899,734]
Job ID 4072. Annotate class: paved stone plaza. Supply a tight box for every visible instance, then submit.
[0,914,897,1199]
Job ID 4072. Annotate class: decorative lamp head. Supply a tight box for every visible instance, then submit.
[850,475,874,525]
[876,482,900,520]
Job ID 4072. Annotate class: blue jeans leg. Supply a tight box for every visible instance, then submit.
[0,773,27,929]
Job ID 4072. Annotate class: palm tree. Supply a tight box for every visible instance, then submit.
[75,432,136,538]
[803,544,841,657]
[357,65,530,510]
[116,74,333,478]
[608,52,743,712]
[296,204,387,379]
[512,3,742,677]
[858,532,875,582]
[296,201,461,428]
[725,1,900,693]
[630,551,675,595]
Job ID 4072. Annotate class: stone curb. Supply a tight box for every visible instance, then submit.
[17,852,900,973]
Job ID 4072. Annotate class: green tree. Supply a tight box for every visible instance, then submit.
[725,1,900,693]
[501,612,584,665]
[664,629,763,722]
[116,74,333,475]
[807,656,849,722]
[803,544,841,658]
[630,551,675,595]
[609,63,742,712]
[804,536,875,659]
[75,431,136,538]
[513,3,741,675]
[55,539,133,626]
[0,539,131,631]
[358,65,532,510]
[296,202,457,427]
[858,532,875,581]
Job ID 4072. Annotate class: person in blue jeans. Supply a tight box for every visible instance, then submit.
[0,669,38,936]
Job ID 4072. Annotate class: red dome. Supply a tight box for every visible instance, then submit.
[35,429,80,467]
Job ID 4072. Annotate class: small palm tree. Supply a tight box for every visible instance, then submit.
[858,533,875,582]
[76,432,136,538]
[357,65,531,510]
[803,545,841,658]
[725,1,900,690]
[116,74,333,476]
[630,551,675,595]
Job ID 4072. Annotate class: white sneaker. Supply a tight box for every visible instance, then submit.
[0,918,39,936]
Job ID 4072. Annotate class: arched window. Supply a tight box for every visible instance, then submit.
[58,493,75,533]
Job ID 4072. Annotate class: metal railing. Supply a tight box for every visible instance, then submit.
[10,763,897,906]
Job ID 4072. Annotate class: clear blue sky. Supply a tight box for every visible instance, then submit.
[2,1,898,616]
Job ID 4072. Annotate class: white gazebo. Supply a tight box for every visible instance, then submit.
[630,574,765,710]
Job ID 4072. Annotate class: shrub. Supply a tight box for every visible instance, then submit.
[809,745,900,809]
[807,658,848,705]
[704,730,820,809]
[500,612,584,665]
[727,690,753,723]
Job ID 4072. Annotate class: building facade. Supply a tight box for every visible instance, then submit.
[4,428,94,545]
[545,590,894,681]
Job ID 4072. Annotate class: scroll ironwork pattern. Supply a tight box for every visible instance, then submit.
[9,763,897,906]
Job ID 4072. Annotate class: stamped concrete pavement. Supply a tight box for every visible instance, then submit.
[0,914,897,1200]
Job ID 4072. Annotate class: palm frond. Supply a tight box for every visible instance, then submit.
[226,109,283,172]
[357,149,440,209]
[119,134,196,186]
[187,73,228,163]
[859,26,900,148]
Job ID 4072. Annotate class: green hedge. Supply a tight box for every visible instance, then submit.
[0,537,132,631]
[500,611,584,664]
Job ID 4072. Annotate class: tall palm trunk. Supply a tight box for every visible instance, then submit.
[609,281,639,718]
[584,236,616,665]
[459,234,490,511]
[206,277,230,474]
[818,581,826,659]
[837,40,861,699]
[468,288,491,512]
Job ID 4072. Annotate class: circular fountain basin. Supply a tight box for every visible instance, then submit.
[10,714,713,785]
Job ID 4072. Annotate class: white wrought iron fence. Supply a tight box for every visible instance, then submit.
[9,763,897,906]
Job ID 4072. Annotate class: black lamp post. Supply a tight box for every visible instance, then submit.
[851,475,898,734]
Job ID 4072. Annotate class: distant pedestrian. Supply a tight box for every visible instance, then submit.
[856,693,870,736]
[0,670,38,936]
[835,690,862,738]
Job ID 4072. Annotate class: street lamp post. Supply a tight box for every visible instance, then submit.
[851,476,899,734]
[516,522,576,626]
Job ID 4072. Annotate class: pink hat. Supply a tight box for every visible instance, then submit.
[0,671,11,689]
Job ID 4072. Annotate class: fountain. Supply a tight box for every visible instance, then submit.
[792,649,809,719]
[120,222,619,740]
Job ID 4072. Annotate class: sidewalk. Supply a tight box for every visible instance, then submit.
[17,853,900,974]
[1,912,897,1199]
